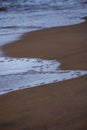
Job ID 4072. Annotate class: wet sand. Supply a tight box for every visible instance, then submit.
[0,18,87,130]
[2,18,87,70]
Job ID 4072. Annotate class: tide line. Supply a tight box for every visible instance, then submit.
[0,57,87,95]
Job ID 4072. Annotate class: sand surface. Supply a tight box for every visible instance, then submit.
[2,18,87,70]
[0,75,87,130]
[0,18,87,130]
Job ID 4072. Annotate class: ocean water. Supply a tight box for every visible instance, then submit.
[0,0,87,45]
[0,57,87,95]
[0,0,87,95]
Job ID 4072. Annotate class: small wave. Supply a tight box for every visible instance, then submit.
[0,0,84,12]
[0,57,87,95]
[0,26,18,29]
[0,0,87,46]
[0,25,42,29]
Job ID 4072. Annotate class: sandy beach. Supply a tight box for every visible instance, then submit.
[0,17,87,130]
[2,18,87,70]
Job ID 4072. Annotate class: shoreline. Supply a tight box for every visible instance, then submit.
[2,17,87,70]
[0,18,87,130]
[0,75,87,130]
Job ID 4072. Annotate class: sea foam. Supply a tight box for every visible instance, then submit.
[0,57,87,95]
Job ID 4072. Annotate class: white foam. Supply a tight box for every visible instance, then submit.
[0,57,60,75]
[0,1,87,46]
[0,57,87,95]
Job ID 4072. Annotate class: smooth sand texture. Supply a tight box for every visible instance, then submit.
[0,18,87,130]
[0,75,87,130]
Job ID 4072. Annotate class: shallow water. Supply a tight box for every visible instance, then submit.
[0,0,87,45]
[0,57,87,95]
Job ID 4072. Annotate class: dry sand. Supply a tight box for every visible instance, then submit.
[0,17,87,130]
